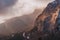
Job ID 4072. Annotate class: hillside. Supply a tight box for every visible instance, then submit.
[0,8,43,36]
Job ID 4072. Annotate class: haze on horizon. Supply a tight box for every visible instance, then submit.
[0,0,54,23]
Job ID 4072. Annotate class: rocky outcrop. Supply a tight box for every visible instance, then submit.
[29,0,60,40]
[34,0,60,33]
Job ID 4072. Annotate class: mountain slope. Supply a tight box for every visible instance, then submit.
[34,0,60,33]
[0,8,43,36]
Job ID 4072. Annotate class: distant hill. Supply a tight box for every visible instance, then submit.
[0,8,43,36]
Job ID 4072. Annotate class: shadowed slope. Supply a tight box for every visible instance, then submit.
[0,8,43,36]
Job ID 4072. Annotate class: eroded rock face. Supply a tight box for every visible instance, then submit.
[34,0,60,33]
[23,0,60,40]
[28,0,60,40]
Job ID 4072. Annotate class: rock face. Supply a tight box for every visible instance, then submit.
[34,0,60,33]
[28,0,60,40]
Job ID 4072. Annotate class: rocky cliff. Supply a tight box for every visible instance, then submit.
[31,0,60,40]
[34,0,60,33]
